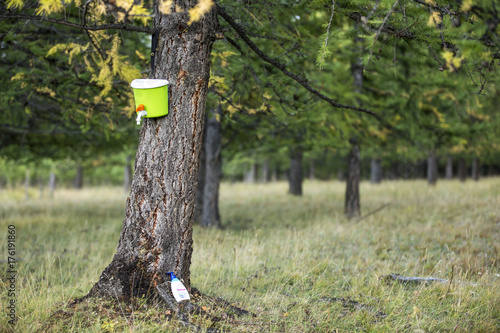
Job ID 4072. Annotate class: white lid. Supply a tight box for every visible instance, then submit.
[131,79,169,89]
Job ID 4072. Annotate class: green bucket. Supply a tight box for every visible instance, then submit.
[131,79,169,118]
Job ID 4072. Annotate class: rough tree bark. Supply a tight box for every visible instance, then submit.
[88,3,217,299]
[194,116,206,223]
[288,149,303,196]
[370,158,382,184]
[471,157,480,181]
[124,155,132,191]
[345,139,361,218]
[445,156,453,180]
[74,164,83,189]
[200,106,222,228]
[458,157,467,182]
[427,150,438,185]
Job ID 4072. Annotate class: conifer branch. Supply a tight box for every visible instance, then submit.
[0,13,154,34]
[217,5,377,117]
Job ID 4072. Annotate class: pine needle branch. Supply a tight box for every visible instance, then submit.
[217,5,377,117]
[0,13,154,34]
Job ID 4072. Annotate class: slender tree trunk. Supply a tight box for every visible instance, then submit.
[261,159,269,183]
[74,164,83,189]
[427,150,438,185]
[488,164,495,177]
[195,116,207,223]
[88,4,217,299]
[445,156,453,179]
[458,157,467,182]
[288,149,303,196]
[344,140,361,218]
[124,155,132,191]
[309,159,315,180]
[244,163,257,183]
[471,157,480,181]
[271,168,278,182]
[370,158,382,184]
[201,107,222,228]
[49,171,56,198]
[24,169,30,199]
[38,177,44,198]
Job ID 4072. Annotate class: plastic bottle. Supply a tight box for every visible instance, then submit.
[168,272,190,302]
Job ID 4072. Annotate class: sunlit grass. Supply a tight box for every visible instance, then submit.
[0,179,499,332]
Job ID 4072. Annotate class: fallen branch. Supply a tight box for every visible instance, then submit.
[356,203,391,222]
[386,274,448,285]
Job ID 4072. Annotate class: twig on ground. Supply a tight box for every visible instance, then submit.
[356,203,391,222]
[386,273,448,285]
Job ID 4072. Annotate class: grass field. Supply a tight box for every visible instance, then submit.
[1,179,499,332]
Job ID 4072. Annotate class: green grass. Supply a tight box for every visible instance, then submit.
[1,179,499,332]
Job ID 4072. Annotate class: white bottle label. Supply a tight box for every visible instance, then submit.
[171,280,190,302]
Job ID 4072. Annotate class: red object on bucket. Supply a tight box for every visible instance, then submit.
[136,104,145,112]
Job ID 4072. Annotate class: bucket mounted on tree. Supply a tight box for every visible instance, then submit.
[130,79,169,125]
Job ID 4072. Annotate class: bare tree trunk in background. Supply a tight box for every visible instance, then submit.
[38,177,44,198]
[288,149,303,196]
[49,171,56,198]
[244,163,257,183]
[201,107,222,228]
[74,164,83,189]
[427,150,438,185]
[261,159,269,183]
[271,168,278,182]
[124,155,132,191]
[24,169,30,199]
[471,157,480,181]
[344,139,361,219]
[88,3,217,299]
[309,159,315,180]
[488,164,495,177]
[370,158,382,184]
[458,157,467,182]
[445,156,453,179]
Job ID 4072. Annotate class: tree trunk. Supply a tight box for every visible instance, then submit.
[309,159,315,180]
[74,164,83,189]
[445,156,453,179]
[39,177,44,198]
[458,157,467,182]
[201,107,222,228]
[271,168,278,182]
[427,150,438,185]
[471,157,480,181]
[288,149,303,196]
[24,169,30,199]
[194,116,207,223]
[370,158,382,184]
[49,171,56,198]
[244,163,257,183]
[88,4,217,299]
[124,155,132,191]
[344,140,360,218]
[261,159,269,183]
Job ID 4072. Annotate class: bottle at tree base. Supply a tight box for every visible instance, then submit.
[168,272,190,302]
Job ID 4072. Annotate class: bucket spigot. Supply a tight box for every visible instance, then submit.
[136,104,147,125]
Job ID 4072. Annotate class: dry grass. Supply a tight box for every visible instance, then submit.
[0,179,499,332]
